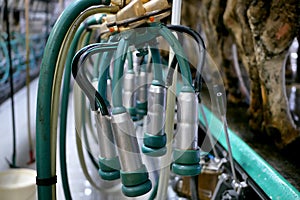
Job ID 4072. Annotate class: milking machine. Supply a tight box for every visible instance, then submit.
[35,0,300,199]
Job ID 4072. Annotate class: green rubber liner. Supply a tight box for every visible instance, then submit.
[199,105,300,200]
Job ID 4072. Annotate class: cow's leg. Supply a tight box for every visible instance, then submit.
[197,0,242,103]
[258,55,299,147]
[224,0,264,131]
[248,0,300,147]
[247,59,264,132]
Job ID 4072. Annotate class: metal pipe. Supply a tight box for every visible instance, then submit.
[95,111,121,180]
[111,111,152,197]
[172,90,201,177]
[145,85,166,137]
[95,113,118,158]
[111,112,143,171]
[174,91,198,150]
[142,84,167,156]
[123,68,136,111]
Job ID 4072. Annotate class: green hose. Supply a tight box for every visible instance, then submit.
[59,20,95,200]
[149,47,164,85]
[98,50,114,105]
[80,31,99,170]
[111,37,130,112]
[158,25,193,88]
[36,1,112,199]
[81,92,99,170]
[127,47,134,71]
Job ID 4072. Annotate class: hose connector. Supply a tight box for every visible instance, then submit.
[142,84,167,156]
[111,111,152,196]
[95,112,121,180]
[172,90,201,176]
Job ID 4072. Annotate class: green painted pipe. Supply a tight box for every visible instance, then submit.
[36,1,109,199]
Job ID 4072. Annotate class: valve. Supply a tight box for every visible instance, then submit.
[95,112,121,180]
[111,111,152,197]
[142,83,167,156]
[172,88,201,176]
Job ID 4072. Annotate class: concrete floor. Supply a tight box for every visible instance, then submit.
[0,78,38,171]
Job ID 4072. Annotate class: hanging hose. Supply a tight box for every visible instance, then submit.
[149,46,164,84]
[157,1,182,198]
[59,18,101,199]
[97,43,115,105]
[25,0,35,165]
[52,8,118,189]
[81,30,102,151]
[156,67,178,200]
[81,92,102,170]
[166,24,206,93]
[111,37,130,110]
[53,7,117,200]
[4,0,18,168]
[158,25,193,88]
[80,30,101,170]
[73,83,121,193]
[164,25,221,159]
[72,42,118,113]
[36,2,118,199]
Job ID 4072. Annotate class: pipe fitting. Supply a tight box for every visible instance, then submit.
[142,84,167,156]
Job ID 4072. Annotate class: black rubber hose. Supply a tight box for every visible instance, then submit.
[4,0,18,168]
[166,24,206,94]
[72,43,118,114]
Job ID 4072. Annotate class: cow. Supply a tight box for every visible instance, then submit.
[181,0,300,148]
